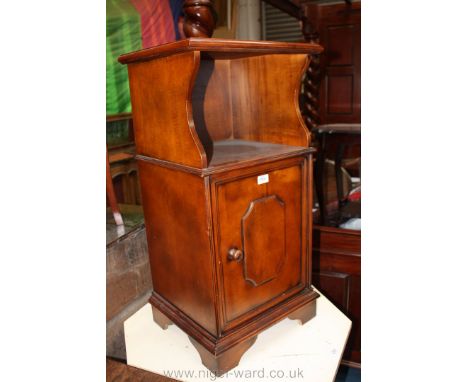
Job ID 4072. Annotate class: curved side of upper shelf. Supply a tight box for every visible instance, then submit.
[295,55,313,147]
[228,53,312,148]
[124,51,208,168]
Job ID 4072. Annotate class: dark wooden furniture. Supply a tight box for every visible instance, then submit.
[303,1,362,215]
[314,123,360,224]
[262,0,361,130]
[183,0,217,38]
[303,0,361,125]
[107,113,142,206]
[260,0,362,366]
[301,1,361,366]
[119,38,323,375]
[312,225,360,364]
[108,151,141,206]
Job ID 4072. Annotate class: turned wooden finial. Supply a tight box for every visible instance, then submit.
[183,0,217,38]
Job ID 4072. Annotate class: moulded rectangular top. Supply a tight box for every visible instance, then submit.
[118,37,323,65]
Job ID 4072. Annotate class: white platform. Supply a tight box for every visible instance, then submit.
[124,288,351,382]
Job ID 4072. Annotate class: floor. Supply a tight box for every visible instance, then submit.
[107,358,177,382]
[107,359,360,382]
[106,204,145,245]
[335,365,361,382]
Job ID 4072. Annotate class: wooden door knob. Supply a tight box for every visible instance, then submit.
[228,248,244,262]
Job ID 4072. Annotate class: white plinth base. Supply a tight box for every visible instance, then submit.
[124,288,351,382]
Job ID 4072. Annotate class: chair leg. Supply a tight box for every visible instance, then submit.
[315,133,327,225]
[335,143,346,211]
[106,147,124,226]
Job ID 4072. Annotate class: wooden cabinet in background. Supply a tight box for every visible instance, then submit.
[301,0,361,366]
[107,114,142,206]
[304,0,361,125]
[119,38,323,375]
[312,225,361,364]
[108,150,141,206]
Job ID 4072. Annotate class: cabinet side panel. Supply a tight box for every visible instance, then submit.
[138,161,217,335]
[127,52,206,167]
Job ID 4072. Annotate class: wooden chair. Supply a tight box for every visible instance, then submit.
[106,145,124,226]
[314,124,360,225]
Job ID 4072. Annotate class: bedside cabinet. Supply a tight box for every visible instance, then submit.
[119,38,323,375]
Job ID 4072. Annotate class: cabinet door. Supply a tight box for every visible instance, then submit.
[211,157,309,331]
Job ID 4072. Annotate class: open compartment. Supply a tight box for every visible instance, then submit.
[192,51,313,168]
[119,38,323,170]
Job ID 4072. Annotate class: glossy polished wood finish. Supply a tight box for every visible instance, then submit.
[118,38,323,64]
[193,54,314,159]
[120,38,322,375]
[126,51,206,168]
[229,54,311,147]
[212,156,308,329]
[139,161,218,335]
[119,39,322,171]
[183,0,217,38]
[137,143,314,177]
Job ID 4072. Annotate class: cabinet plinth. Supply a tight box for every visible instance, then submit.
[119,37,322,375]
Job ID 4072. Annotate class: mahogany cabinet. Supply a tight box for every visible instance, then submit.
[312,225,361,364]
[119,38,323,375]
[304,0,361,125]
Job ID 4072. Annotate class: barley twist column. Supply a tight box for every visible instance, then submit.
[301,18,321,131]
[183,0,218,38]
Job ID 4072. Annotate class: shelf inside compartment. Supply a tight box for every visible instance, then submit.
[208,139,308,168]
